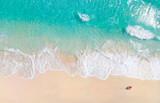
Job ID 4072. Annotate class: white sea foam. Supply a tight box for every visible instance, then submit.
[77,41,160,80]
[137,5,159,29]
[127,0,132,6]
[0,41,160,80]
[76,50,115,80]
[78,12,90,22]
[126,25,160,40]
[128,0,160,29]
[0,47,66,79]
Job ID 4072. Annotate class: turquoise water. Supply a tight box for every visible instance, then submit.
[0,0,159,53]
[0,0,160,79]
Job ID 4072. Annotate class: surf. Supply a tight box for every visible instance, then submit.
[78,12,90,22]
[126,25,160,40]
[0,0,160,80]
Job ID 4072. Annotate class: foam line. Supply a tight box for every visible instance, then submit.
[0,42,160,80]
[126,25,159,40]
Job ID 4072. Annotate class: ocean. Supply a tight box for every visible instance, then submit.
[0,0,160,80]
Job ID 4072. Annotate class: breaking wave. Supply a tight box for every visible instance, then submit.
[0,41,160,80]
[126,25,160,40]
[0,0,160,81]
[128,0,160,29]
[78,12,90,22]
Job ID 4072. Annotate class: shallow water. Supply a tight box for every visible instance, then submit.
[0,0,160,80]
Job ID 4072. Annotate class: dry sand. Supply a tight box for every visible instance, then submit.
[0,71,159,103]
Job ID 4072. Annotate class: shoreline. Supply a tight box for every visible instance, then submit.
[0,71,160,103]
[1,43,160,80]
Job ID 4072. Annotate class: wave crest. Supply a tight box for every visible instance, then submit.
[126,25,159,40]
[128,0,160,29]
[78,12,90,22]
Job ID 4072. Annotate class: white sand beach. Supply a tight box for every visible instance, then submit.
[0,71,159,103]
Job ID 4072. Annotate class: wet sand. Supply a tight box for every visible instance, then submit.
[0,71,159,103]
